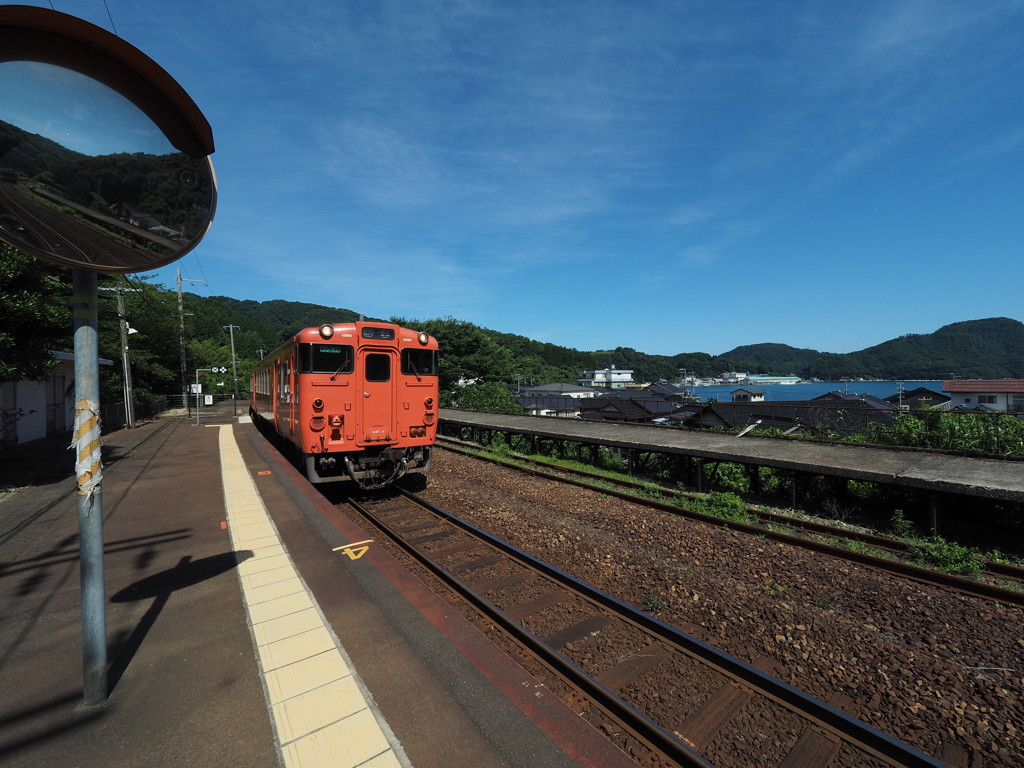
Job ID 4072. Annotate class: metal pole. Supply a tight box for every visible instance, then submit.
[195,369,201,427]
[178,268,207,417]
[72,269,107,706]
[178,268,188,418]
[116,292,135,429]
[224,324,239,416]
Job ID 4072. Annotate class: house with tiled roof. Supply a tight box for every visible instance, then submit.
[942,380,1024,413]
[883,387,950,410]
[731,387,765,402]
[515,394,582,418]
[519,382,597,398]
[675,393,896,438]
[577,389,678,423]
[643,381,698,403]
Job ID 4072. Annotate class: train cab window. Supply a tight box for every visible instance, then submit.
[401,349,437,377]
[365,353,390,382]
[301,343,354,374]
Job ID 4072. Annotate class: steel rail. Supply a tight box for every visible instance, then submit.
[353,489,947,768]
[347,493,715,768]
[437,439,1024,607]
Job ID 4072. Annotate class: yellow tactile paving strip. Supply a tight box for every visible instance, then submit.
[217,424,408,768]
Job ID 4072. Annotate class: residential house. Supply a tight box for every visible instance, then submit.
[643,380,697,403]
[518,383,597,399]
[731,387,765,403]
[883,386,950,411]
[577,389,677,423]
[515,394,583,418]
[577,366,634,389]
[942,380,1024,413]
[676,391,895,437]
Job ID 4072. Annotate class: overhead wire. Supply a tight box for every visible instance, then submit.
[101,0,118,36]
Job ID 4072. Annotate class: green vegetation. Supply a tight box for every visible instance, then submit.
[0,245,71,383]
[641,592,671,614]
[911,537,984,578]
[862,409,1024,456]
[685,491,756,524]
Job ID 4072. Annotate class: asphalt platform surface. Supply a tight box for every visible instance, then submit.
[0,403,637,768]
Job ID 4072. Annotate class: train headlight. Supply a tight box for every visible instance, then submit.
[319,324,334,339]
[425,397,434,408]
[417,332,429,345]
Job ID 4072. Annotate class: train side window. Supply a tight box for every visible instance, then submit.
[401,349,437,376]
[301,343,354,374]
[365,353,390,382]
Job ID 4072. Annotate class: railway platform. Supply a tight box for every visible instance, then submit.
[0,403,637,768]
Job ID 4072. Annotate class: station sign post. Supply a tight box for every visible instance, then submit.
[195,367,228,426]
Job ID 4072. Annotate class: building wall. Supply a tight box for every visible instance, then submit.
[1,361,74,446]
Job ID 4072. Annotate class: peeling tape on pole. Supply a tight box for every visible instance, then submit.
[71,399,102,497]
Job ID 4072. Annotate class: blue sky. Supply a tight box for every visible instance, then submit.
[24,1,1024,356]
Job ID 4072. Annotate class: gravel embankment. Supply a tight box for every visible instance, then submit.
[420,449,1023,767]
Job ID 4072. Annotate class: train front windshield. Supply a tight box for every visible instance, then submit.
[301,343,354,374]
[401,349,437,376]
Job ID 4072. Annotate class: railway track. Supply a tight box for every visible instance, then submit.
[437,437,1024,607]
[344,488,949,768]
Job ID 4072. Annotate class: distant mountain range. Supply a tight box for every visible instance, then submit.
[716,318,1024,380]
[205,293,1023,381]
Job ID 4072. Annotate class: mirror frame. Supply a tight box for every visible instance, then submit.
[0,5,216,273]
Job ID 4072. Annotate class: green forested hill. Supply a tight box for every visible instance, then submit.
[4,251,1020,408]
[720,318,1024,379]
[207,297,362,341]
[201,294,1023,383]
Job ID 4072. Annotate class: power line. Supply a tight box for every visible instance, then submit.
[101,0,118,36]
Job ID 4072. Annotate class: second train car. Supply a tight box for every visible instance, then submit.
[251,321,438,489]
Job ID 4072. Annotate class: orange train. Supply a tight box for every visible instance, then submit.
[250,321,438,489]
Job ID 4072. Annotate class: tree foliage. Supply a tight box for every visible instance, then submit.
[0,244,71,382]
[3,258,1022,412]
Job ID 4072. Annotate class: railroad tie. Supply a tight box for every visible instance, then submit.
[505,591,570,621]
[937,740,984,768]
[395,520,439,533]
[675,655,778,751]
[775,692,856,768]
[410,529,456,544]
[428,542,481,559]
[595,642,670,692]
[451,554,501,573]
[475,573,531,594]
[544,615,612,649]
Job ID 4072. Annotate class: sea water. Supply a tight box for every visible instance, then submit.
[687,380,944,402]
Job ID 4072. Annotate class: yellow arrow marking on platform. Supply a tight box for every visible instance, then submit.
[332,539,374,560]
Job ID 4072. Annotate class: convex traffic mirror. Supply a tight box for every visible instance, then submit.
[0,5,216,273]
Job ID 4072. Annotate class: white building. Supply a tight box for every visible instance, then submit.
[1,352,112,447]
[519,383,597,399]
[578,366,634,390]
[731,387,766,402]
[942,380,1024,413]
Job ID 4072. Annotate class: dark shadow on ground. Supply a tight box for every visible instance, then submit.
[106,550,253,692]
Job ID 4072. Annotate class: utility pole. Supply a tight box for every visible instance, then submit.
[224,324,240,416]
[99,284,142,428]
[178,267,207,417]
